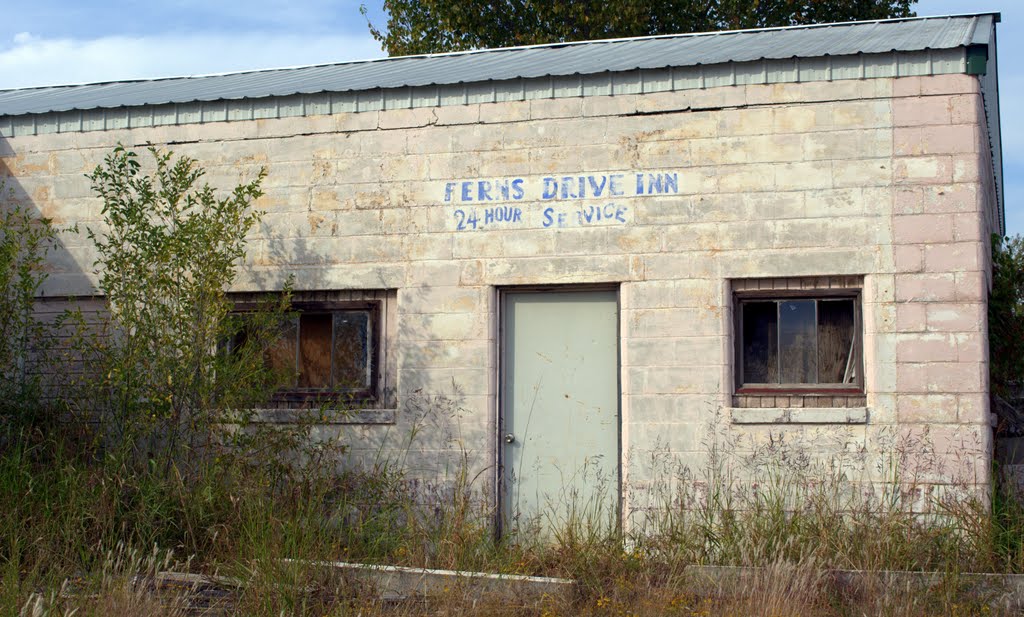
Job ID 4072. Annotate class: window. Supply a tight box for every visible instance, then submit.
[733,277,864,408]
[265,302,378,402]
[230,290,394,408]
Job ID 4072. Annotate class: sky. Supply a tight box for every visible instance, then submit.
[0,1,1019,235]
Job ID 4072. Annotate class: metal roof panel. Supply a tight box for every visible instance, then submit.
[0,13,997,117]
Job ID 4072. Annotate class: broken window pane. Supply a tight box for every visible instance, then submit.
[333,311,371,390]
[738,292,860,390]
[779,300,816,384]
[298,313,332,388]
[818,299,855,384]
[742,301,778,383]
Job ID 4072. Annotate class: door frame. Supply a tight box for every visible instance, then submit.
[494,283,623,538]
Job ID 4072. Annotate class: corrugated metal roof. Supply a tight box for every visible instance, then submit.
[0,13,997,117]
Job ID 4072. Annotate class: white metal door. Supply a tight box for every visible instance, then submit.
[500,289,619,534]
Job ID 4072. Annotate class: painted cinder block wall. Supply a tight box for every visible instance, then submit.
[0,72,997,520]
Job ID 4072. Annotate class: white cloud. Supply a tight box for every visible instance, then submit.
[0,31,384,89]
[12,32,35,45]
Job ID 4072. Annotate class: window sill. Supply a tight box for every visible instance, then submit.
[249,407,396,425]
[733,392,865,409]
[730,407,868,425]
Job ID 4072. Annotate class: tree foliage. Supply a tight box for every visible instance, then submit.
[365,0,917,56]
[991,234,1024,400]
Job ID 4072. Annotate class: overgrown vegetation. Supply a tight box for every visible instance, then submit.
[6,407,1024,615]
[2,151,1024,615]
[0,147,351,614]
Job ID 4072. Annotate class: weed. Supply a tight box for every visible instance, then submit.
[5,403,1024,616]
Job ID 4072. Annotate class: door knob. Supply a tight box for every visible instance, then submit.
[504,433,516,444]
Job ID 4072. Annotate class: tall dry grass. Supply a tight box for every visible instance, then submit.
[4,399,1024,616]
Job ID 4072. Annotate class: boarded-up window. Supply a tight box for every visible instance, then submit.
[232,301,379,403]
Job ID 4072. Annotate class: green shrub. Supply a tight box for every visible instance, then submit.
[79,145,300,476]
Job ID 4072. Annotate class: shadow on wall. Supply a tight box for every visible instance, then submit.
[0,135,492,512]
[0,138,104,408]
[244,155,493,490]
[256,199,489,492]
[0,139,93,297]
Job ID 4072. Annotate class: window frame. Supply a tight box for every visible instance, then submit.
[733,288,863,395]
[231,298,383,406]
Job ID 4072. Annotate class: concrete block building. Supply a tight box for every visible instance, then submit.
[0,14,1005,530]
